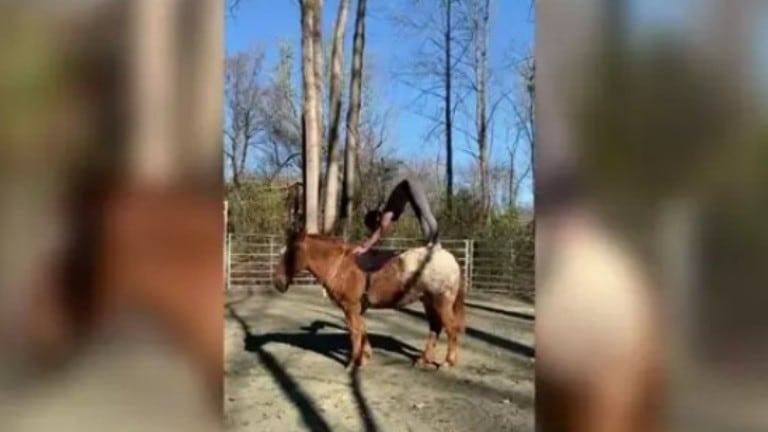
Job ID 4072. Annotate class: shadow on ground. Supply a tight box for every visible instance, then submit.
[244,320,422,367]
[228,305,423,432]
[227,305,334,432]
[464,301,535,321]
[395,307,535,358]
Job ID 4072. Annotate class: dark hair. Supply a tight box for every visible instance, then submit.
[364,209,382,232]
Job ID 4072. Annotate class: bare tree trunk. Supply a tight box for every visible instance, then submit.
[341,0,367,237]
[528,59,535,184]
[508,148,515,208]
[322,0,350,234]
[444,0,454,213]
[473,0,491,218]
[311,0,325,206]
[229,152,240,188]
[300,0,322,233]
[301,112,307,200]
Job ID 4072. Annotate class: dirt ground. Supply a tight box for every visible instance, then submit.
[225,285,535,432]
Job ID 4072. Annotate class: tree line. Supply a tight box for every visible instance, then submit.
[225,0,534,241]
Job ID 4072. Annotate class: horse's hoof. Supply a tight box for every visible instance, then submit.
[415,357,441,369]
[346,360,365,372]
[429,361,444,370]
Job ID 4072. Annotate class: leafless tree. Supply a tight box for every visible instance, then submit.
[224,47,265,189]
[260,41,302,182]
[224,43,303,186]
[506,54,534,206]
[443,0,455,211]
[341,0,367,236]
[321,0,350,233]
[466,0,491,216]
[391,0,473,213]
[311,0,325,173]
[300,0,324,233]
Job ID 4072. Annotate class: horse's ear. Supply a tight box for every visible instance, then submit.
[287,182,304,233]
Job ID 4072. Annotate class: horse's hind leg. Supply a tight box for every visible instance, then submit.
[436,294,460,366]
[416,298,442,368]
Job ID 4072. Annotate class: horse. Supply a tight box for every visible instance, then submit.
[272,229,465,370]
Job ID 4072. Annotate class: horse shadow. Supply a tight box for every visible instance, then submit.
[227,305,334,431]
[232,313,390,432]
[243,320,423,367]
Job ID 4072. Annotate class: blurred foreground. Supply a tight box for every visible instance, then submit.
[0,2,223,431]
[538,1,768,431]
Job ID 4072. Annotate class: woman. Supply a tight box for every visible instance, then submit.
[352,178,439,255]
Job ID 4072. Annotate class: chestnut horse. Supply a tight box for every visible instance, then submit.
[272,229,465,369]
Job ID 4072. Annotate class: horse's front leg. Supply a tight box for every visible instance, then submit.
[344,306,368,370]
[417,299,443,368]
[362,333,373,361]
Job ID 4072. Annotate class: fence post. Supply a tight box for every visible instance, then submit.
[223,200,227,290]
[470,239,475,292]
[269,235,275,273]
[510,239,516,295]
[226,232,232,291]
[464,239,473,294]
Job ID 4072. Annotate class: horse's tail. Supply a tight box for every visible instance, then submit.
[453,276,466,333]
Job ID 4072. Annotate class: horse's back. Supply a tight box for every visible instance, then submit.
[396,246,461,294]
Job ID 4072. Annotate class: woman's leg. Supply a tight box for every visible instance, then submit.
[419,213,439,246]
[406,179,440,246]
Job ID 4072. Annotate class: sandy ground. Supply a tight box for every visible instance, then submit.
[0,316,217,432]
[225,285,535,432]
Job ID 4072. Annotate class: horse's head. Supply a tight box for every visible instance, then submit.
[272,229,308,293]
[273,181,306,293]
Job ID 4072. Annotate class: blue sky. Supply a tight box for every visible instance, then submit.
[226,0,534,206]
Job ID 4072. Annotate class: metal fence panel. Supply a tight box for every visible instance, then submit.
[226,234,532,300]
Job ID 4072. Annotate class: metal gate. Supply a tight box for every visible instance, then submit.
[225,234,473,292]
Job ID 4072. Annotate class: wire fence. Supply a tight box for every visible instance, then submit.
[226,234,533,301]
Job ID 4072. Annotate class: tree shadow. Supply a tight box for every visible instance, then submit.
[395,308,535,358]
[244,320,422,367]
[350,367,380,432]
[226,305,333,432]
[229,310,415,432]
[463,301,535,321]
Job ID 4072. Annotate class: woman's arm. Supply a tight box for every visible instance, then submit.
[355,211,393,254]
